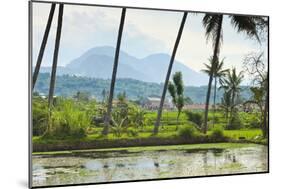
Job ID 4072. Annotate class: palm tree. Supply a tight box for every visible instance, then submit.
[202,57,228,127]
[102,8,126,135]
[153,12,187,134]
[202,14,260,133]
[48,4,64,107]
[219,90,232,123]
[32,3,56,90]
[220,68,244,120]
[167,72,185,130]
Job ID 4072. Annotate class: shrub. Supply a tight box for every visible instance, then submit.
[47,99,90,139]
[248,117,261,129]
[32,97,49,136]
[185,111,203,127]
[213,115,220,124]
[178,125,198,139]
[210,127,225,140]
[127,128,138,137]
[226,114,244,130]
[111,117,128,137]
[129,107,147,129]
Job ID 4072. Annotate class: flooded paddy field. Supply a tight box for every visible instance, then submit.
[32,143,268,187]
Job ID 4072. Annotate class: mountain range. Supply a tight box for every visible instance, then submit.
[39,46,208,86]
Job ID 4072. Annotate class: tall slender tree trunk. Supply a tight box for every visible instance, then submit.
[203,15,223,134]
[153,12,187,134]
[32,4,56,90]
[225,110,229,124]
[102,8,126,135]
[230,90,235,120]
[228,90,235,128]
[176,110,181,131]
[48,4,64,107]
[213,76,217,128]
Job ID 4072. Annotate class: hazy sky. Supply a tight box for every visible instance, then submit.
[32,2,267,76]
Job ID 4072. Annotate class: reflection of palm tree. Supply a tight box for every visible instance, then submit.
[220,68,244,120]
[103,8,126,135]
[48,4,64,107]
[154,12,187,134]
[202,14,260,133]
[202,58,228,127]
[32,4,56,90]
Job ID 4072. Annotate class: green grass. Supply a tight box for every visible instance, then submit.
[33,142,259,155]
[33,130,178,144]
[223,129,262,140]
[145,111,187,125]
[33,127,262,145]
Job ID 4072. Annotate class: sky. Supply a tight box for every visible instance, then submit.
[32,2,268,78]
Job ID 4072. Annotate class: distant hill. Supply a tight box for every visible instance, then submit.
[39,46,208,86]
[34,73,252,103]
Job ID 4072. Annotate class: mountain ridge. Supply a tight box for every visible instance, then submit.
[39,46,208,86]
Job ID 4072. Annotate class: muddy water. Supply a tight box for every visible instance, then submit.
[32,144,268,187]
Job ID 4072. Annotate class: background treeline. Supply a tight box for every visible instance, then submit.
[34,73,252,103]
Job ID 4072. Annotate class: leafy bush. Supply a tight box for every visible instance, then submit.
[48,98,90,138]
[127,128,138,137]
[213,115,220,123]
[226,114,244,130]
[178,125,198,139]
[248,117,261,129]
[129,106,147,129]
[111,117,127,137]
[32,97,48,136]
[185,111,203,127]
[210,127,225,140]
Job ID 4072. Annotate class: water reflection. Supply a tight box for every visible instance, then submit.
[32,145,268,187]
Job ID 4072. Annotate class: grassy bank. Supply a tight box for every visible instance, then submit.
[33,142,262,156]
[33,129,266,152]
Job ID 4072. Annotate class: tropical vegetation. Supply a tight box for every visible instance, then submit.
[31,5,268,151]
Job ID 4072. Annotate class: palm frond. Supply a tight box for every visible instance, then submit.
[203,14,223,52]
[230,15,260,43]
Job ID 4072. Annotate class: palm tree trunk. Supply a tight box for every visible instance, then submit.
[176,109,181,131]
[203,74,214,133]
[102,8,126,135]
[153,12,187,134]
[48,4,64,107]
[230,90,235,121]
[213,76,217,128]
[226,109,229,124]
[227,90,235,129]
[32,4,56,90]
[203,15,223,134]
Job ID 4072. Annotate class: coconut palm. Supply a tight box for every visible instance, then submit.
[33,4,56,90]
[48,4,64,107]
[220,68,244,120]
[202,14,261,133]
[153,12,187,134]
[102,8,126,135]
[219,90,232,123]
[202,57,228,127]
[167,72,185,130]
